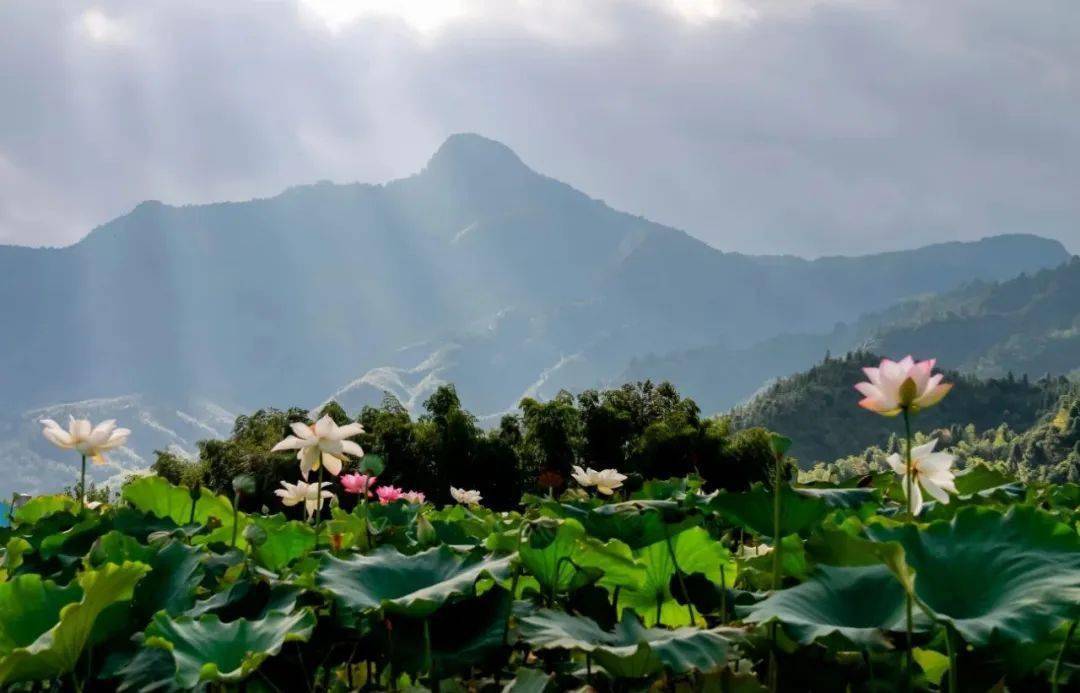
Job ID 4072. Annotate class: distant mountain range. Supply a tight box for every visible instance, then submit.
[0,133,1073,494]
[627,257,1080,414]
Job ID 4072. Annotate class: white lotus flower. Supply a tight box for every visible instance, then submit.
[855,356,952,417]
[270,415,364,479]
[40,417,130,464]
[571,465,627,495]
[887,438,957,516]
[450,487,482,506]
[275,479,335,520]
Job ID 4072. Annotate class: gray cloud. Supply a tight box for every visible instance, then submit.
[1,0,1077,256]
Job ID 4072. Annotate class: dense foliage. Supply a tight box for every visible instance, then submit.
[151,382,780,511]
[808,386,1080,485]
[1,440,1076,690]
[730,351,1072,465]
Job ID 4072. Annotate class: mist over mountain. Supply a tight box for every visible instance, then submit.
[0,134,1072,493]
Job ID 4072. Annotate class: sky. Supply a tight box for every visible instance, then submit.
[1,0,1078,257]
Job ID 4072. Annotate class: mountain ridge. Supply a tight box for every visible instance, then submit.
[0,134,1072,496]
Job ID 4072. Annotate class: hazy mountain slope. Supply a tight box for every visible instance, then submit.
[0,397,235,496]
[1,134,1068,415]
[626,257,1080,415]
[0,134,1072,495]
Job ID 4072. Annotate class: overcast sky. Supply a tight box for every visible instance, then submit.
[1,0,1077,256]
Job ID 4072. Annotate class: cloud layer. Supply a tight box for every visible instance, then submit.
[1,0,1077,256]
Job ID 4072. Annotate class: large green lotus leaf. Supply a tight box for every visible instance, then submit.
[12,495,79,525]
[618,527,734,627]
[866,505,1080,646]
[86,537,203,647]
[0,537,32,581]
[710,485,827,539]
[38,513,106,560]
[122,476,243,545]
[388,588,512,675]
[514,606,737,678]
[952,464,1017,496]
[573,537,646,592]
[115,645,182,693]
[428,505,500,547]
[134,540,204,619]
[326,505,371,553]
[739,564,918,650]
[502,667,553,693]
[737,533,810,590]
[317,545,513,619]
[518,519,596,597]
[0,574,81,655]
[0,561,149,684]
[542,501,700,549]
[139,606,316,687]
[87,531,156,566]
[791,486,879,510]
[248,513,315,572]
[187,581,301,625]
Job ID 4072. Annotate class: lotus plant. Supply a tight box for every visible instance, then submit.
[270,415,365,479]
[887,439,957,516]
[376,485,404,505]
[402,490,426,505]
[855,356,952,416]
[40,417,131,507]
[571,465,627,496]
[855,355,952,691]
[450,487,482,506]
[275,479,335,521]
[341,473,377,496]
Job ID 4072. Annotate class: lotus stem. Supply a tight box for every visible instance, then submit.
[944,623,958,693]
[361,496,372,550]
[902,407,915,693]
[771,448,783,592]
[1052,620,1076,693]
[314,465,324,549]
[719,563,727,623]
[79,454,87,508]
[230,492,240,549]
[424,618,439,692]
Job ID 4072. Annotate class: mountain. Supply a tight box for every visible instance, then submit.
[727,351,1071,466]
[0,134,1072,494]
[626,257,1080,414]
[0,396,235,496]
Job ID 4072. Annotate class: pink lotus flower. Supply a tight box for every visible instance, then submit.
[854,356,952,416]
[401,490,426,505]
[376,485,404,505]
[341,473,376,496]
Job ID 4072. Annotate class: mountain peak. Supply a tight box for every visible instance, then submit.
[424,133,530,177]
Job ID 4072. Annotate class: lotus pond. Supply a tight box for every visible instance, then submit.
[0,463,1075,692]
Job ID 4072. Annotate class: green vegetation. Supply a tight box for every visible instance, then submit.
[731,351,1072,466]
[0,440,1076,690]
[810,385,1080,485]
[151,382,780,511]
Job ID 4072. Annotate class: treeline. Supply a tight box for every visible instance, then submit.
[806,385,1080,484]
[730,350,1072,465]
[153,381,780,511]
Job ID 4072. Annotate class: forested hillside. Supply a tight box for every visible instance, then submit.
[729,351,1071,466]
[629,256,1080,414]
[813,386,1080,484]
